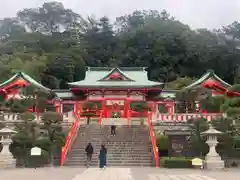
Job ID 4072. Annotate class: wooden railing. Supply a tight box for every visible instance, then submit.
[147,112,159,168]
[60,118,80,166]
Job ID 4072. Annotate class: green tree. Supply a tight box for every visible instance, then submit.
[131,102,149,125]
[188,118,209,157]
[41,111,63,165]
[11,112,37,166]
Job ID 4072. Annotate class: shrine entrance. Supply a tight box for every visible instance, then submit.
[103,98,130,118]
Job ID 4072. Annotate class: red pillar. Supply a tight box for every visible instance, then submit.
[55,101,61,113]
[78,102,82,118]
[73,101,82,123]
[100,99,106,124]
[126,99,131,127]
[123,99,128,118]
[74,101,77,114]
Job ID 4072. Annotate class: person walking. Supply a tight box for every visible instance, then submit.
[85,142,93,167]
[110,116,116,136]
[110,125,116,136]
[99,144,107,169]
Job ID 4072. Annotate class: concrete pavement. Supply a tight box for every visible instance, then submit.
[1,167,239,180]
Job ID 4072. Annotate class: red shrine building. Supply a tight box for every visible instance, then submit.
[0,67,237,167]
[0,67,236,122]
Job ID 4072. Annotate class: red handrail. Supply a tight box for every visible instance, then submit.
[99,110,104,125]
[60,118,80,166]
[147,112,159,168]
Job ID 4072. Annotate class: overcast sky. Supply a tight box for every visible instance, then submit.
[1,0,240,29]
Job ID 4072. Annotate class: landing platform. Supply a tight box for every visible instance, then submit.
[0,167,238,180]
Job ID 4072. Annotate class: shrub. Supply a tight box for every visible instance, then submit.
[231,161,238,167]
[26,150,50,167]
[156,135,169,150]
[160,157,193,168]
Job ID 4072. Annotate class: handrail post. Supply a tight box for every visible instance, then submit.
[60,114,80,166]
[147,111,159,168]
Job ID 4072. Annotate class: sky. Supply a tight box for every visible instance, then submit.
[1,0,240,29]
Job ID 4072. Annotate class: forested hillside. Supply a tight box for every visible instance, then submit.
[0,1,240,89]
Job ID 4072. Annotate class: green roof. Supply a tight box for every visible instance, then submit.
[184,70,231,89]
[68,67,163,88]
[0,72,50,92]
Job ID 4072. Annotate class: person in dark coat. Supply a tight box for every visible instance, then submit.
[85,142,93,167]
[110,125,116,136]
[99,144,107,169]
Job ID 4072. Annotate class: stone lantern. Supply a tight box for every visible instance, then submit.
[201,124,224,170]
[0,127,17,168]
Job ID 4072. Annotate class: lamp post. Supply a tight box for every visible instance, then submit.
[0,127,17,168]
[201,123,224,169]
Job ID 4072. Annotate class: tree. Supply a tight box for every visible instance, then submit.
[0,18,25,41]
[164,77,195,90]
[131,102,149,125]
[176,87,211,113]
[41,111,63,165]
[17,2,80,34]
[11,112,37,166]
[212,117,237,158]
[200,96,226,113]
[188,118,209,157]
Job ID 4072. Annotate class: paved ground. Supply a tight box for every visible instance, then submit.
[0,167,239,180]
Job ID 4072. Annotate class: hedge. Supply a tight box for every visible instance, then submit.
[160,157,193,168]
[156,135,169,150]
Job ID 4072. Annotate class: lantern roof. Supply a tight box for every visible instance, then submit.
[0,127,17,134]
[201,124,222,135]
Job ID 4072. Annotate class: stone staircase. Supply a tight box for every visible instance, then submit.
[64,124,153,167]
[64,125,103,166]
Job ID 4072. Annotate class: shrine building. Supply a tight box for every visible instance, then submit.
[0,67,236,123]
[0,66,237,167]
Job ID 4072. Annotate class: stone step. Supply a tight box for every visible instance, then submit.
[68,153,153,157]
[71,145,152,149]
[72,143,152,147]
[70,149,152,153]
[64,161,153,166]
[66,158,153,163]
[64,163,153,167]
[70,148,152,152]
[66,156,152,160]
[65,126,153,167]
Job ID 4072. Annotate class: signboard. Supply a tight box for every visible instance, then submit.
[191,158,203,166]
[30,147,42,156]
[106,100,124,106]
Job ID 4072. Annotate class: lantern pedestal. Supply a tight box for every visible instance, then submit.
[204,140,224,169]
[0,142,16,168]
[202,124,224,170]
[0,127,17,168]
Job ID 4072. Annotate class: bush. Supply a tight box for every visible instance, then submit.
[156,135,169,150]
[26,150,50,167]
[160,157,193,168]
